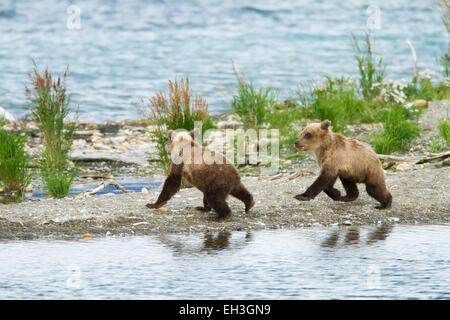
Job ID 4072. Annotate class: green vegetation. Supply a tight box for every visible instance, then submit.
[26,65,76,198]
[284,153,308,160]
[297,77,372,134]
[231,64,277,129]
[430,138,444,153]
[0,124,32,203]
[263,102,305,150]
[370,106,420,155]
[351,33,386,99]
[429,117,449,153]
[145,77,215,173]
[438,118,450,146]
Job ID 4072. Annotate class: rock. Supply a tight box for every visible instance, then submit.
[443,158,450,167]
[342,220,352,226]
[141,187,149,194]
[98,122,121,135]
[396,163,411,172]
[0,106,17,123]
[413,99,428,108]
[435,158,450,168]
[216,114,243,129]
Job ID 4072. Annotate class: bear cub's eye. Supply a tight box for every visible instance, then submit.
[304,133,312,139]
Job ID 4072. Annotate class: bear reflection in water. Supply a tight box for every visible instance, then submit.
[321,224,393,248]
[156,231,253,254]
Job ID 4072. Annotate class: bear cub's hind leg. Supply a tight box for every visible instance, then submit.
[339,177,359,202]
[196,194,212,212]
[230,182,255,212]
[205,191,232,222]
[366,184,392,209]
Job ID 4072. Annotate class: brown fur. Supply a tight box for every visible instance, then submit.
[146,129,255,221]
[294,120,392,209]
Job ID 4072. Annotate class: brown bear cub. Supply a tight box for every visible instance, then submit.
[146,129,255,221]
[294,120,392,209]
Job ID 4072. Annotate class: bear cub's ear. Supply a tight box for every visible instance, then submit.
[320,120,331,130]
[168,130,175,141]
[190,128,200,140]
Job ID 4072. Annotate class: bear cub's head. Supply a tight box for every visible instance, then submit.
[167,128,200,152]
[295,120,331,151]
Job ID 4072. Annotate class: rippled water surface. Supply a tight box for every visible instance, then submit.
[0,224,448,299]
[0,0,446,121]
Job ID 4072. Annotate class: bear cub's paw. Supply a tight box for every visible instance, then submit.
[294,194,311,201]
[245,199,255,213]
[195,206,212,212]
[216,215,232,222]
[146,203,160,209]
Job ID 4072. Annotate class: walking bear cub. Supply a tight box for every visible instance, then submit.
[294,120,392,209]
[146,129,255,221]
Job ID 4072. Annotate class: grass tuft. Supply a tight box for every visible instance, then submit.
[370,106,420,154]
[144,77,215,174]
[438,118,450,146]
[26,64,76,198]
[0,126,32,203]
[351,32,386,100]
[231,63,277,129]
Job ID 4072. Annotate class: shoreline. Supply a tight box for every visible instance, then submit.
[0,101,449,239]
[0,166,449,240]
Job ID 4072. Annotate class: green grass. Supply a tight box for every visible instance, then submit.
[27,64,76,198]
[264,105,305,150]
[403,78,440,101]
[284,153,308,160]
[430,138,445,153]
[231,64,277,129]
[351,32,386,100]
[370,106,421,154]
[297,77,373,134]
[40,172,73,198]
[438,118,450,146]
[0,128,32,202]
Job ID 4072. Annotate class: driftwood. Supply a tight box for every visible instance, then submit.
[377,151,450,166]
[287,172,303,180]
[86,180,128,195]
[269,173,283,181]
[415,151,450,164]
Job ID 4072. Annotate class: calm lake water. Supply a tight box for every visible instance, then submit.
[0,0,447,121]
[0,224,448,299]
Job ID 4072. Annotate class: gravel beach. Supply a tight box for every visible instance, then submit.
[0,164,448,239]
[0,101,449,239]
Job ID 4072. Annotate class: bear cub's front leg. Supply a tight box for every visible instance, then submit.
[294,171,337,201]
[146,165,182,209]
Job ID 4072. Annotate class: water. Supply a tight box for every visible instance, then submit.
[29,178,162,199]
[0,0,446,122]
[0,224,448,299]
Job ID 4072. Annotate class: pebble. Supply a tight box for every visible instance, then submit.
[396,163,411,172]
